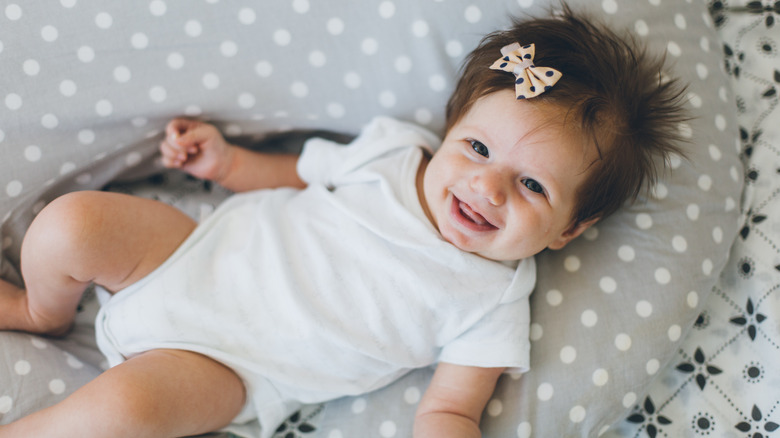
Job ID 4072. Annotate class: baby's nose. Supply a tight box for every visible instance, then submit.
[470,171,507,206]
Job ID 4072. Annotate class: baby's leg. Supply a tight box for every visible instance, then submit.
[0,190,196,335]
[0,349,246,437]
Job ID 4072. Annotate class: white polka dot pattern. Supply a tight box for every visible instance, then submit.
[604,6,780,435]
[0,330,102,424]
[0,0,742,437]
[1,0,499,215]
[313,0,741,436]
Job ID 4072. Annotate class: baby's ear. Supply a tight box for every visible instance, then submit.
[547,217,600,250]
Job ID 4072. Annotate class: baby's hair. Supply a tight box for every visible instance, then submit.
[446,3,689,227]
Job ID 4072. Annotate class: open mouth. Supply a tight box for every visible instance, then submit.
[451,196,498,231]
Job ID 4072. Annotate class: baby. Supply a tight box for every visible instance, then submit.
[0,5,687,438]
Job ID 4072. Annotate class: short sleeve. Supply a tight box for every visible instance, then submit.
[297,117,439,186]
[297,137,354,186]
[438,296,531,373]
[438,258,536,373]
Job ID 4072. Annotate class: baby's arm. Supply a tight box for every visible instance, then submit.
[414,363,505,437]
[160,118,306,193]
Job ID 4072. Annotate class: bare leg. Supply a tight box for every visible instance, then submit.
[0,190,196,335]
[0,192,247,436]
[0,349,246,438]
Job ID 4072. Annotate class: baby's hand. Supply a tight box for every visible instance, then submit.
[160,118,235,183]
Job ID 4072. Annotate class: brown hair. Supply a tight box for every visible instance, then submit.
[446,3,689,227]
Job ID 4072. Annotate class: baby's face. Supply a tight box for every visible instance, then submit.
[421,90,597,261]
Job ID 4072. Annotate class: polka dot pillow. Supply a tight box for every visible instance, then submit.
[0,0,741,436]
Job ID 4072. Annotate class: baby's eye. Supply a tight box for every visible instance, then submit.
[522,178,544,194]
[470,140,489,157]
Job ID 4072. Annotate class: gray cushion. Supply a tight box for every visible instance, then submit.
[0,1,741,436]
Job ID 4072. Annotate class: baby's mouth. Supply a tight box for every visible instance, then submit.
[452,196,497,231]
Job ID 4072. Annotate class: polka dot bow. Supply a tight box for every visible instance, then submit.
[489,43,562,99]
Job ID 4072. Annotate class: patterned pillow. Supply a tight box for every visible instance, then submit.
[0,1,741,436]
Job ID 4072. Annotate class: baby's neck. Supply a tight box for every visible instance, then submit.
[416,151,435,229]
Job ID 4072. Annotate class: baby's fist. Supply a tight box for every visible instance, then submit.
[160,118,233,182]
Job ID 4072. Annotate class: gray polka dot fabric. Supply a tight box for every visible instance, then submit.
[0,1,742,437]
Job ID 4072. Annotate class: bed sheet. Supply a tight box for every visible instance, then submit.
[604,3,780,437]
[0,1,743,437]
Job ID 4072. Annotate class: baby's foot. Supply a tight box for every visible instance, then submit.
[0,279,72,336]
[0,278,27,330]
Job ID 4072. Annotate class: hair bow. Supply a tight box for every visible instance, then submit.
[489,43,562,99]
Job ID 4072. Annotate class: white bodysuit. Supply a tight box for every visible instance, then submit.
[95,117,535,438]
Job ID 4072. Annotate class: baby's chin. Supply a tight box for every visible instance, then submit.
[438,226,528,262]
[457,243,523,263]
[474,245,534,263]
[476,252,522,264]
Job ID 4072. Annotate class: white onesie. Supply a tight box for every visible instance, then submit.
[95,117,535,438]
